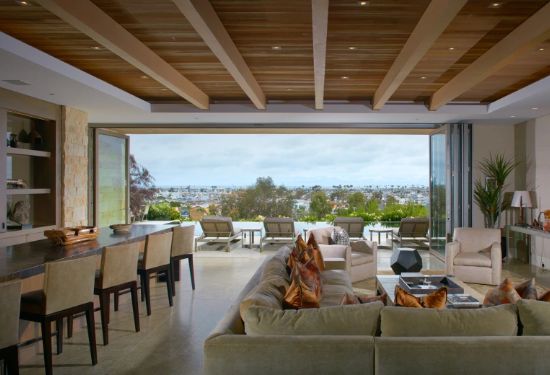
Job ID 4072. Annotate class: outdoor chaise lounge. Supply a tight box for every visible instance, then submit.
[333,216,366,240]
[196,216,242,252]
[392,217,429,249]
[260,217,296,252]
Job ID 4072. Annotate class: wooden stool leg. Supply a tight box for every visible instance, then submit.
[171,260,177,297]
[5,345,19,375]
[85,304,98,365]
[166,268,174,307]
[99,291,110,345]
[56,318,63,354]
[144,271,152,316]
[188,256,195,290]
[41,320,53,375]
[67,315,73,338]
[114,291,119,312]
[140,272,146,302]
[130,283,140,333]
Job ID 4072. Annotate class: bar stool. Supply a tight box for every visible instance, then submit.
[171,225,196,296]
[94,241,141,345]
[19,256,97,375]
[0,279,21,375]
[138,231,174,316]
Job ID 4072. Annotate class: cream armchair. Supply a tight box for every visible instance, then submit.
[445,228,502,285]
[307,226,377,283]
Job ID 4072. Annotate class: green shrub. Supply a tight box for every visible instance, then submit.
[147,202,181,221]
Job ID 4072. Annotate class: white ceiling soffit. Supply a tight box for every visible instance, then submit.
[0,31,548,125]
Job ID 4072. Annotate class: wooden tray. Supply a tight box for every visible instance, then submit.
[44,226,99,246]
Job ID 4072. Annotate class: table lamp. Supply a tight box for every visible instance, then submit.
[511,191,533,226]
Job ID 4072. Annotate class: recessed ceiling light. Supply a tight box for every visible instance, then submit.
[510,115,516,118]
[141,75,149,79]
[16,0,30,6]
[358,1,369,6]
[341,76,349,80]
[286,88,293,91]
[420,76,427,79]
[160,88,168,91]
[348,46,357,50]
[91,46,101,50]
[448,47,455,51]
[272,46,282,50]
[49,93,54,96]
[489,2,502,8]
[539,48,545,51]
[531,107,539,110]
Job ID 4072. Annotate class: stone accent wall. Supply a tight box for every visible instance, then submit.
[61,106,88,227]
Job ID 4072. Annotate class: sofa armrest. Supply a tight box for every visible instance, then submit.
[490,241,502,285]
[319,244,351,275]
[445,241,460,276]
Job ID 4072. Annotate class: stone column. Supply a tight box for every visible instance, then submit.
[61,106,88,227]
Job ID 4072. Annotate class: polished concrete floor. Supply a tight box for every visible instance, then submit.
[17,238,548,375]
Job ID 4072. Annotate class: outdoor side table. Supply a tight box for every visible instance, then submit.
[390,247,422,274]
[369,228,393,245]
[241,228,262,249]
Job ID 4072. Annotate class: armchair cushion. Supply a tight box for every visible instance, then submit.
[308,227,333,245]
[351,252,373,266]
[453,252,492,267]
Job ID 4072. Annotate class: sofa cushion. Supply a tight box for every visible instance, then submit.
[283,259,321,309]
[261,254,291,290]
[517,299,550,335]
[244,302,384,336]
[351,252,373,266]
[320,284,354,307]
[321,269,352,287]
[453,251,492,267]
[539,291,550,302]
[484,278,521,306]
[239,281,284,320]
[381,304,518,337]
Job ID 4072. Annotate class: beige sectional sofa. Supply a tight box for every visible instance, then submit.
[204,247,550,375]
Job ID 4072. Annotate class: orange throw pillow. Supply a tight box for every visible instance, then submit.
[395,286,447,309]
[395,286,423,308]
[307,233,325,271]
[286,235,311,271]
[340,293,360,305]
[539,290,550,302]
[357,293,388,306]
[483,278,521,305]
[283,259,322,309]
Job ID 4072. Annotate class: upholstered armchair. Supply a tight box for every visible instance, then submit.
[307,226,377,283]
[445,228,502,285]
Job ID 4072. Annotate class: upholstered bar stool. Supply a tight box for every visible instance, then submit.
[171,225,196,296]
[139,231,174,316]
[0,279,22,375]
[94,242,141,345]
[19,256,97,375]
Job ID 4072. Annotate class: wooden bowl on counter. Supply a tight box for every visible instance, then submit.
[109,223,133,234]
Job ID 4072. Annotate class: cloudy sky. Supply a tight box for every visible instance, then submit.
[130,134,429,187]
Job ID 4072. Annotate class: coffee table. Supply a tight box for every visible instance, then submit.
[376,274,484,307]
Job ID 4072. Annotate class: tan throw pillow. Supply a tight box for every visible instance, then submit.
[307,233,325,271]
[395,286,447,309]
[483,278,521,306]
[515,278,538,300]
[539,290,550,302]
[340,293,360,305]
[283,259,322,309]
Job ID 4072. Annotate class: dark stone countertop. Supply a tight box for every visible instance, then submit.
[0,224,178,282]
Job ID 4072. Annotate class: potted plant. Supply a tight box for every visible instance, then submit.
[473,153,517,229]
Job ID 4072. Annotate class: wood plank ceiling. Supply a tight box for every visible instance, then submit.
[0,0,548,109]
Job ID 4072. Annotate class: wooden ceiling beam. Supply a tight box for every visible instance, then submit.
[172,0,265,110]
[312,0,329,110]
[372,0,466,110]
[430,1,550,110]
[36,0,209,109]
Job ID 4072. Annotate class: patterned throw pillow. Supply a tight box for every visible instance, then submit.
[395,286,447,309]
[286,235,311,272]
[340,293,360,305]
[331,226,350,245]
[307,234,325,271]
[515,278,538,300]
[539,290,550,302]
[356,293,388,306]
[483,278,521,306]
[283,259,322,309]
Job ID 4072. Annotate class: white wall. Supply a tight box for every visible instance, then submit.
[471,121,516,228]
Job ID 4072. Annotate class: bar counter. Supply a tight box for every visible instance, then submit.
[0,223,178,282]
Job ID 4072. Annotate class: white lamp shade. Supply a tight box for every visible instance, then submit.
[511,191,533,208]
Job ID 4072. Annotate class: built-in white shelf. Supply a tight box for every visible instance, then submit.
[6,147,51,158]
[6,188,51,195]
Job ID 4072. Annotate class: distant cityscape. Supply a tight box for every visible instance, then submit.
[153,184,429,219]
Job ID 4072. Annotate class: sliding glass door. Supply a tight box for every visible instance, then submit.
[94,129,129,227]
[430,129,448,256]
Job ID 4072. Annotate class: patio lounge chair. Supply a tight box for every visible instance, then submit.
[260,217,296,252]
[393,217,429,248]
[195,216,242,252]
[333,216,366,240]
